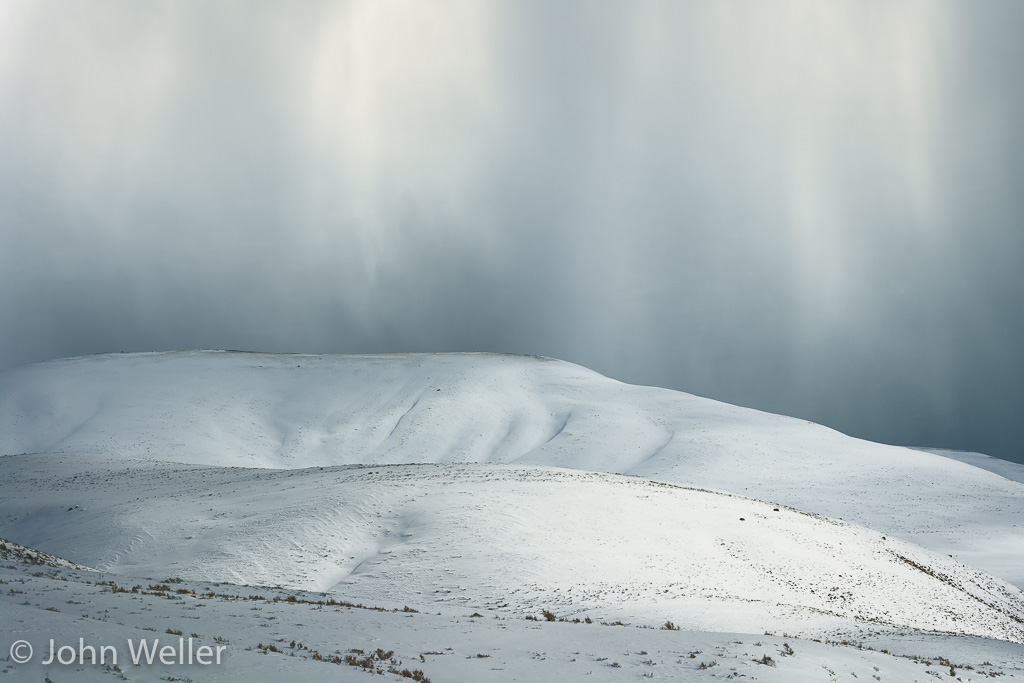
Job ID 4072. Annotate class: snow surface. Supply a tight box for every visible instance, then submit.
[2,351,1023,680]
[5,545,1021,682]
[917,447,1024,485]
[2,351,1022,586]
[3,455,1022,643]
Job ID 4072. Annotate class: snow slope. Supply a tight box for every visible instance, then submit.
[2,351,1022,587]
[2,351,1024,680]
[5,548,1021,682]
[2,455,1023,644]
[918,447,1024,485]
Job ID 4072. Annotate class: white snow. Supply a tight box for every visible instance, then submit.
[1,351,1022,680]
[3,539,1022,682]
[3,455,1022,643]
[2,351,1022,585]
[916,447,1024,485]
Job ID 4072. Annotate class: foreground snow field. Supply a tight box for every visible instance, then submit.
[3,537,1023,682]
[1,352,1022,680]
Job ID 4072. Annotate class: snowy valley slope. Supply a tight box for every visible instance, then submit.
[2,351,1022,587]
[6,542,1021,683]
[2,455,1023,644]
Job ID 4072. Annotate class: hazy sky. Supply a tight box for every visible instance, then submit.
[2,1,1022,462]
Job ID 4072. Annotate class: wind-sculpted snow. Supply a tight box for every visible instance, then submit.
[2,351,1022,587]
[2,455,1023,644]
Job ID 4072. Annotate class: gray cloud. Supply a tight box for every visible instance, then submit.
[2,0,1022,462]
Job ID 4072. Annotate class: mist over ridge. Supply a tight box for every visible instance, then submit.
[1,1,1022,461]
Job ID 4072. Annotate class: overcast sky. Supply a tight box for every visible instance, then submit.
[1,1,1022,463]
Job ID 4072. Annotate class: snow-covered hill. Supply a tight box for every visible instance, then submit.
[2,351,1024,680]
[2,351,1022,587]
[3,454,1022,643]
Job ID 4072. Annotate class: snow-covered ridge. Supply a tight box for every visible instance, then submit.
[1,350,1022,587]
[0,536,96,571]
[3,455,1022,643]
